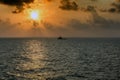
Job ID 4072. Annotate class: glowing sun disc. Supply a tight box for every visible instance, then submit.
[30,10,40,20]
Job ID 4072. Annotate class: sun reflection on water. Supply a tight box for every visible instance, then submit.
[21,40,46,67]
[15,40,49,79]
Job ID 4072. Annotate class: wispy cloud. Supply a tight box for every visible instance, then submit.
[59,0,79,11]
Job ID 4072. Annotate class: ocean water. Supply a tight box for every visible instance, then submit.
[0,38,120,80]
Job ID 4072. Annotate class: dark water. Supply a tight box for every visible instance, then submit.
[0,38,120,80]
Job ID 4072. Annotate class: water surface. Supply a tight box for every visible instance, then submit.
[0,38,120,80]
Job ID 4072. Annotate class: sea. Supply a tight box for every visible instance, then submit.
[0,38,119,80]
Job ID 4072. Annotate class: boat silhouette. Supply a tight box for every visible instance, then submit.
[57,36,63,40]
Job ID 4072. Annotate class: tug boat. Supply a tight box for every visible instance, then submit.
[57,36,63,40]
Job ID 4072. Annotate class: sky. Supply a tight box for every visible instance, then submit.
[0,0,120,37]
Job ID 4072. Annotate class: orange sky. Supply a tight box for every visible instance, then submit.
[0,0,120,37]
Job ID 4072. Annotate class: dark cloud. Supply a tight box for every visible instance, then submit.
[89,9,120,30]
[87,0,120,13]
[12,6,25,13]
[0,0,34,13]
[0,0,34,6]
[64,10,120,37]
[0,0,79,13]
[41,7,120,36]
[108,8,116,13]
[111,2,120,12]
[33,21,39,27]
[81,5,96,12]
[106,0,120,13]
[59,0,78,11]
[66,9,120,31]
[39,8,120,37]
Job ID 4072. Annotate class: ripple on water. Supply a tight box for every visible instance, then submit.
[0,38,120,80]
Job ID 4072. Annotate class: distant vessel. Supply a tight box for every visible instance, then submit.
[57,36,63,40]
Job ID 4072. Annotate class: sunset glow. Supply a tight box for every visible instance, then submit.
[30,10,40,20]
[0,0,120,37]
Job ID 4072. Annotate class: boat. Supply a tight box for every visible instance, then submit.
[57,36,63,40]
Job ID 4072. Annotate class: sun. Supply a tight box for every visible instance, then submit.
[30,10,40,20]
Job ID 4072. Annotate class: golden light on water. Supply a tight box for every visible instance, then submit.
[17,40,47,71]
[13,40,48,79]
